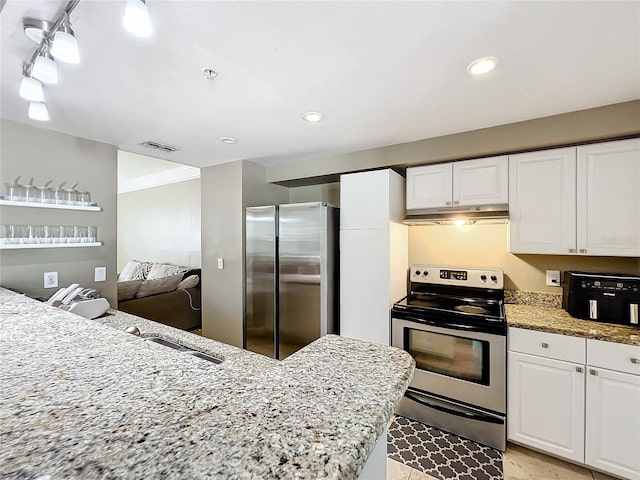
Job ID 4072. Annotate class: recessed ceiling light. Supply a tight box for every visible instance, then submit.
[202,68,218,80]
[302,111,323,123]
[219,136,237,144]
[467,56,498,75]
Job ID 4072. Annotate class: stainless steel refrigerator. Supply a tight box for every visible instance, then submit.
[245,202,339,360]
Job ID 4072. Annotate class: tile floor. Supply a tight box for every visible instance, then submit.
[387,443,619,480]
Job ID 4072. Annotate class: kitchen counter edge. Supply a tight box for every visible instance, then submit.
[506,304,640,346]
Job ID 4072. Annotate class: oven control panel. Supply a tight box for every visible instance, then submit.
[411,265,504,289]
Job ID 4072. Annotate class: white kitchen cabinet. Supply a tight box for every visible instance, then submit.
[509,328,640,480]
[509,138,640,256]
[508,148,577,254]
[508,330,586,463]
[577,139,640,257]
[406,156,508,210]
[406,163,452,210]
[585,339,640,480]
[340,170,408,345]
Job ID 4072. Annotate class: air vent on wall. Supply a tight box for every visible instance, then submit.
[138,140,180,152]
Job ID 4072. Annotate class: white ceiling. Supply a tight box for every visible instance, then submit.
[117,150,196,183]
[1,1,639,170]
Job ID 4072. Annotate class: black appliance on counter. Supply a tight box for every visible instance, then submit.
[563,271,640,327]
[391,265,507,451]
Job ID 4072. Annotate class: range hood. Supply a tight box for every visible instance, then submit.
[403,204,509,226]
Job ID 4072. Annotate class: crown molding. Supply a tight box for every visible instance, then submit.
[118,165,200,193]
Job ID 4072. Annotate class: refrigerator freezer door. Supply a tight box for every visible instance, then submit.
[278,202,325,359]
[245,205,277,358]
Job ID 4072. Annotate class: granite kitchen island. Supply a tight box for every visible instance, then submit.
[0,289,414,479]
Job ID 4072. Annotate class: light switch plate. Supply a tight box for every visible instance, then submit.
[94,266,106,282]
[217,258,224,270]
[44,271,58,288]
[546,270,561,286]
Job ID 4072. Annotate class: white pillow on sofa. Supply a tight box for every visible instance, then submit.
[135,274,183,298]
[119,260,153,281]
[147,263,189,279]
[177,274,199,290]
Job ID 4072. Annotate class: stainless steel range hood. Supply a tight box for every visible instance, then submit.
[403,204,509,226]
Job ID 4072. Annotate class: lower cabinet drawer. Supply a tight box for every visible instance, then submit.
[509,327,585,363]
[587,339,640,376]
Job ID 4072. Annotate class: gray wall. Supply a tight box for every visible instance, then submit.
[200,160,287,346]
[268,100,640,185]
[0,119,118,305]
[288,182,340,206]
[117,178,201,272]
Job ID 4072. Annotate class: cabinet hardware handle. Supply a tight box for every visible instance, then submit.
[568,248,576,253]
[453,201,459,205]
[541,342,549,348]
[576,367,583,373]
[590,369,598,376]
[579,248,587,253]
[631,358,640,364]
[446,201,451,206]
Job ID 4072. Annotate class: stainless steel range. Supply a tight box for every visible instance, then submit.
[391,265,507,451]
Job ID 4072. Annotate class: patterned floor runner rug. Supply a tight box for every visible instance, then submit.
[387,415,503,480]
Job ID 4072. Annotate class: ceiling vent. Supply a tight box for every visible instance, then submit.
[138,140,180,152]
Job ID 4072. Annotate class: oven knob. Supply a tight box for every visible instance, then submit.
[490,275,497,283]
[480,275,487,282]
[423,271,428,276]
[415,270,421,276]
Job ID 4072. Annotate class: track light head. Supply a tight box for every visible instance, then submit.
[19,75,44,102]
[28,101,50,122]
[51,15,80,64]
[123,0,152,38]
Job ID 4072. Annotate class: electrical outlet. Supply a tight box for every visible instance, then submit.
[217,258,224,270]
[546,270,561,286]
[94,266,106,282]
[44,272,58,288]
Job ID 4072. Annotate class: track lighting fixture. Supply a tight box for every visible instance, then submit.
[123,0,152,38]
[18,0,154,122]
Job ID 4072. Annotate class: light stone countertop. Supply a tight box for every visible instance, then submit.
[0,289,415,479]
[506,304,640,346]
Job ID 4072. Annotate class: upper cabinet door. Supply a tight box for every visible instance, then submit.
[340,170,391,230]
[577,138,640,257]
[406,163,453,210]
[509,148,577,254]
[453,156,509,206]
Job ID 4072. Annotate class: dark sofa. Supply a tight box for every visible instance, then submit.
[117,268,202,330]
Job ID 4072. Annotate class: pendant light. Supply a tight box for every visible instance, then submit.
[31,46,58,85]
[19,75,44,102]
[123,0,152,38]
[51,14,80,64]
[28,102,50,122]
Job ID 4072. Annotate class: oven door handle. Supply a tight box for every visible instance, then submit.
[404,392,504,425]
[402,315,481,332]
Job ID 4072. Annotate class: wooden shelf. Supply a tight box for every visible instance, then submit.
[0,199,101,211]
[0,242,102,250]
